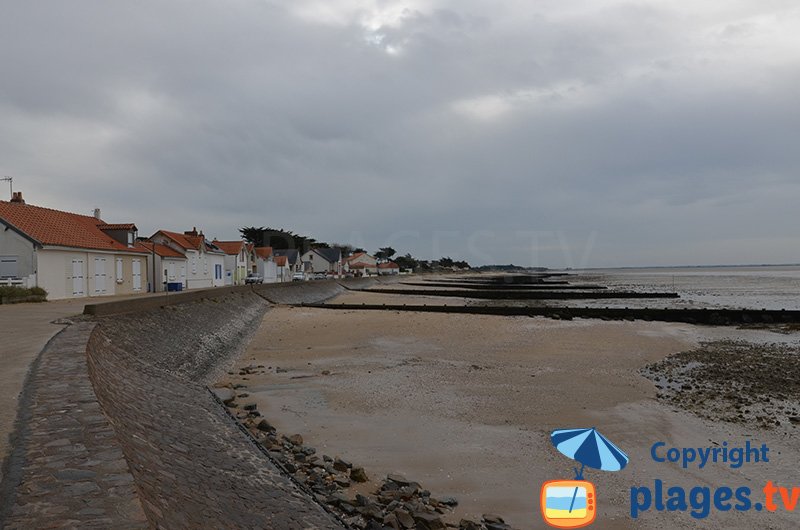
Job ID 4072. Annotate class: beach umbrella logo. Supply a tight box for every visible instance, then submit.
[540,427,629,528]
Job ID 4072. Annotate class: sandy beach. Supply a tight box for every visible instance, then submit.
[218,286,800,529]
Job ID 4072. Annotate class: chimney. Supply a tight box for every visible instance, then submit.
[10,191,24,204]
[184,227,198,236]
[93,208,101,219]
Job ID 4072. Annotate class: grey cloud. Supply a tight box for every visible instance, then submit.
[1,1,798,267]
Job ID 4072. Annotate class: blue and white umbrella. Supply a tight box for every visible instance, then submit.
[551,427,629,479]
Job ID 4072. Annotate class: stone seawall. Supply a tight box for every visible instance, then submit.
[87,288,344,528]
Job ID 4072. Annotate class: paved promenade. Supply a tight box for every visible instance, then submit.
[0,298,88,482]
[0,323,148,528]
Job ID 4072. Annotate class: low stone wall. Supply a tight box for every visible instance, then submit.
[83,278,393,317]
[87,291,342,528]
[256,280,347,306]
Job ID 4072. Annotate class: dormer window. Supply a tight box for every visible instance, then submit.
[127,232,134,247]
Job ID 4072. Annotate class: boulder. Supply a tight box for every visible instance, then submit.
[350,467,368,483]
[211,387,236,405]
[333,457,352,472]
[256,419,275,432]
[386,473,411,486]
[393,509,415,529]
[413,512,446,530]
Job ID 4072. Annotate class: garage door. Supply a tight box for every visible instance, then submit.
[0,256,18,278]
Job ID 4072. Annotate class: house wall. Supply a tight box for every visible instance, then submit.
[222,251,248,286]
[147,255,188,291]
[301,250,339,273]
[259,260,278,283]
[209,253,226,287]
[36,249,149,300]
[112,255,148,294]
[0,224,37,286]
[222,254,237,286]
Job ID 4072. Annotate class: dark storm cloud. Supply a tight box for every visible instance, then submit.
[1,0,798,266]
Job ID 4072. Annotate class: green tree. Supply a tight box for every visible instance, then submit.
[240,226,319,251]
[375,246,396,261]
[394,253,418,270]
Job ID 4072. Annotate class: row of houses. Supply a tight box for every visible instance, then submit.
[0,192,399,300]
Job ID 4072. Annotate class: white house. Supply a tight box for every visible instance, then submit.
[150,228,225,289]
[213,240,249,286]
[301,247,342,275]
[344,252,378,276]
[273,249,301,273]
[253,247,279,283]
[137,240,188,292]
[377,261,400,275]
[0,192,150,299]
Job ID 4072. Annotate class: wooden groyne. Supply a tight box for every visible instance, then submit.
[362,288,679,300]
[301,303,800,326]
[402,282,607,290]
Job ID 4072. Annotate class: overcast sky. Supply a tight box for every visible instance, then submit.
[1,1,798,267]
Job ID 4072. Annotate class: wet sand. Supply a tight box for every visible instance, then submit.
[223,297,800,529]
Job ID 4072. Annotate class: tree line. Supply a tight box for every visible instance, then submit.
[239,226,470,271]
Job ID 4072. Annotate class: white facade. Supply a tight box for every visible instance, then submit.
[34,248,147,300]
[301,249,342,274]
[151,233,226,290]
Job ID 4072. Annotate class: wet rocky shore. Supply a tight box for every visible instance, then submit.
[214,370,518,530]
[642,339,800,431]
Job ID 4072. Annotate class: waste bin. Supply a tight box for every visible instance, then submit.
[167,282,183,292]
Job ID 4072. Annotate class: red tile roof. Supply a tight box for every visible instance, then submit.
[137,241,185,258]
[0,200,147,253]
[378,262,399,268]
[212,240,246,255]
[156,230,204,251]
[274,255,288,266]
[345,252,366,262]
[98,223,137,231]
[255,247,273,259]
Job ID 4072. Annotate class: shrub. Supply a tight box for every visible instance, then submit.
[0,285,48,303]
[29,286,48,296]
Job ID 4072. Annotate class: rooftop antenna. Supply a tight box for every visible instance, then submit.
[1,176,11,200]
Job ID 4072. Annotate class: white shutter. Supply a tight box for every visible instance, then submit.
[168,262,176,280]
[93,257,106,293]
[116,258,123,282]
[72,259,85,296]
[132,259,142,291]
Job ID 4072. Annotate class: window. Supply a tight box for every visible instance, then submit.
[116,258,123,283]
[127,232,133,246]
[215,264,222,280]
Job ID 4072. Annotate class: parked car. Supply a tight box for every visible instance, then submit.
[292,272,305,282]
[245,273,263,284]
[314,272,327,280]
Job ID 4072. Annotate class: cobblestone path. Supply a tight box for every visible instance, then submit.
[0,323,148,529]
